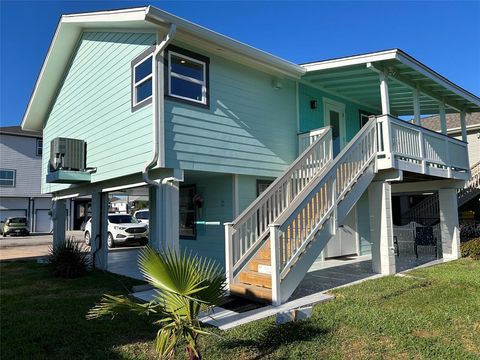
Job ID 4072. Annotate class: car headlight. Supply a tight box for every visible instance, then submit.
[114,226,126,230]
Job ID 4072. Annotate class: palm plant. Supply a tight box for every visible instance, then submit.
[87,247,226,360]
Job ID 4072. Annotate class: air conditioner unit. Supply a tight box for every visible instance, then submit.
[49,138,86,172]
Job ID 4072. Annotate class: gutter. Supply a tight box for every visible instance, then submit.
[142,23,176,186]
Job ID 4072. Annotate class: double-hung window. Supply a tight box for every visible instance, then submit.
[0,169,15,187]
[36,139,43,156]
[179,185,196,239]
[132,51,153,111]
[167,47,209,106]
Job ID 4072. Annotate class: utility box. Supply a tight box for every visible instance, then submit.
[49,138,86,172]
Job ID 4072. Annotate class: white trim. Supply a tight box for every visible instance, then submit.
[323,97,346,149]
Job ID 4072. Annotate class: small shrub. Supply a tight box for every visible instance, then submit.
[48,237,91,278]
[460,238,480,260]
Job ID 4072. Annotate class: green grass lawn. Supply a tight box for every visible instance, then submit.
[1,259,479,359]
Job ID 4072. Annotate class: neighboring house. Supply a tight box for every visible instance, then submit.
[0,126,52,232]
[21,6,479,305]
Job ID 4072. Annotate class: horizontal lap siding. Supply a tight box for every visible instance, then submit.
[179,172,233,269]
[165,42,297,178]
[42,32,155,193]
[298,83,379,141]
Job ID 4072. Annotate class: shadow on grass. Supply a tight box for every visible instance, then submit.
[218,320,330,359]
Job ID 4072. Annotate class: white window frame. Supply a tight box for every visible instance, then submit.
[168,51,207,105]
[132,54,153,108]
[0,169,16,187]
[36,139,43,156]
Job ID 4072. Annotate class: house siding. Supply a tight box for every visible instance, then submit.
[0,134,47,198]
[42,31,156,194]
[298,82,379,141]
[164,41,298,178]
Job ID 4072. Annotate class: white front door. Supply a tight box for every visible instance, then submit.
[324,98,346,156]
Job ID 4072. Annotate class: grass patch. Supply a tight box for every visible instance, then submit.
[1,259,479,359]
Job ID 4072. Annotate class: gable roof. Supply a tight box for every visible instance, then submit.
[0,125,42,138]
[21,6,305,132]
[418,112,480,133]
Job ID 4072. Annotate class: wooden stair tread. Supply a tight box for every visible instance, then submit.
[230,283,272,303]
[239,270,272,288]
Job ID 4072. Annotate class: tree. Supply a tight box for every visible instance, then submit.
[87,247,226,359]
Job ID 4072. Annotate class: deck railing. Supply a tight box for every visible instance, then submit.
[298,127,329,154]
[376,115,470,176]
[270,118,377,296]
[224,126,332,284]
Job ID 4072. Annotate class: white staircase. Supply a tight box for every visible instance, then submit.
[225,119,378,305]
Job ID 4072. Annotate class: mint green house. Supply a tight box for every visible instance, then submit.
[22,6,480,305]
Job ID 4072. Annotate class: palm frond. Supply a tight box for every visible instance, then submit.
[86,294,163,320]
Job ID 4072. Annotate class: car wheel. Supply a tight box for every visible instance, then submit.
[84,232,91,246]
[107,233,115,248]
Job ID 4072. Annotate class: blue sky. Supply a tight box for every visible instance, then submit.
[1,1,479,127]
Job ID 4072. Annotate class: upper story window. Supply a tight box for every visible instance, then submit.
[131,48,154,111]
[0,169,16,187]
[167,47,209,107]
[36,139,43,156]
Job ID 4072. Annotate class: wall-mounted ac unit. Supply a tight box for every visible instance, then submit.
[49,138,86,172]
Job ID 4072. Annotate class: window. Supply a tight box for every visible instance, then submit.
[131,48,154,111]
[0,169,15,187]
[359,110,373,128]
[180,185,196,239]
[257,179,274,197]
[167,47,209,106]
[36,139,43,156]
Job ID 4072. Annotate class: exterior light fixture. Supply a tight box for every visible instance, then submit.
[310,100,317,109]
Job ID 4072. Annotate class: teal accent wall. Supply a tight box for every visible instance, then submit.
[42,31,155,193]
[164,41,298,178]
[357,191,372,255]
[298,83,379,141]
[237,174,275,213]
[179,171,234,269]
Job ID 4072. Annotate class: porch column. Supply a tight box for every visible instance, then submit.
[438,188,460,260]
[460,111,468,142]
[90,192,109,270]
[439,102,447,135]
[368,181,396,275]
[149,180,180,253]
[379,72,390,115]
[413,87,421,126]
[52,199,66,248]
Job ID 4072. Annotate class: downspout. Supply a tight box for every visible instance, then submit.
[142,24,176,186]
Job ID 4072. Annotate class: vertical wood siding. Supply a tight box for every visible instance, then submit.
[42,32,155,193]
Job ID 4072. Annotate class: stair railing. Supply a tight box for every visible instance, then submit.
[269,118,377,304]
[225,126,332,285]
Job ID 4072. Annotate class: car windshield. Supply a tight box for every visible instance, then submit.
[108,215,138,224]
[136,211,148,220]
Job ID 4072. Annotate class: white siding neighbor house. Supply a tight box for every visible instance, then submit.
[0,126,52,232]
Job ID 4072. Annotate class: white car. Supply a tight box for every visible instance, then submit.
[133,209,149,225]
[84,213,148,248]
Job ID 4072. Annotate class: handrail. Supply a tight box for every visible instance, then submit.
[225,126,332,276]
[271,118,377,279]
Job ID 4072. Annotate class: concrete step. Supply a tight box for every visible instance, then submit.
[239,270,272,288]
[230,283,272,303]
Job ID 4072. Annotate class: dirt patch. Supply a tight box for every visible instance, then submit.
[411,330,440,338]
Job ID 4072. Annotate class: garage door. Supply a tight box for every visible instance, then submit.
[35,209,52,233]
[0,209,27,223]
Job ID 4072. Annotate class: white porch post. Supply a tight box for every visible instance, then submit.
[52,199,66,248]
[149,180,180,253]
[438,188,460,260]
[379,72,390,115]
[439,102,447,135]
[413,87,421,126]
[90,192,109,270]
[460,111,468,142]
[368,181,396,275]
